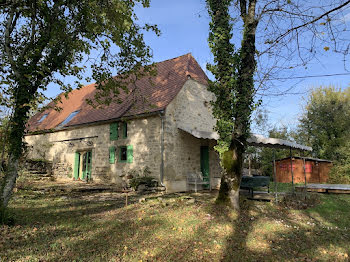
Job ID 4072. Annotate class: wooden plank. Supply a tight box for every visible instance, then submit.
[307,188,327,193]
[296,183,350,194]
[327,189,350,194]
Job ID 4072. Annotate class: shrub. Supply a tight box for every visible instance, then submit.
[129,176,157,190]
[128,166,156,190]
[329,163,350,184]
[328,140,350,184]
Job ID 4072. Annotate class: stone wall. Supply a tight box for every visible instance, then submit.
[163,79,222,192]
[25,78,223,192]
[25,115,162,187]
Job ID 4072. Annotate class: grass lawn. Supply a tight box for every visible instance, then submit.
[1,182,350,262]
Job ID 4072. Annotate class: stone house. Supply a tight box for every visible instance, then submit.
[25,54,222,192]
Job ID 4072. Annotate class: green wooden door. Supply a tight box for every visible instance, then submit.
[200,146,209,183]
[73,152,80,180]
[82,151,92,181]
[86,151,92,180]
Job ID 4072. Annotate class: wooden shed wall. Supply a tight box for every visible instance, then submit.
[275,158,332,183]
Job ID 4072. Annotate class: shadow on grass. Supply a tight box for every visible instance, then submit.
[219,193,350,262]
[1,190,350,261]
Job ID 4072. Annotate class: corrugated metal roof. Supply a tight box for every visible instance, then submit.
[178,125,219,140]
[247,134,313,151]
[178,128,312,152]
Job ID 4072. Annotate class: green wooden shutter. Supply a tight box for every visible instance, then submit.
[109,146,115,164]
[127,145,133,163]
[110,123,118,141]
[73,152,80,179]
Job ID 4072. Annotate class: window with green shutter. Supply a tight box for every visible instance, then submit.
[127,145,133,163]
[110,122,119,141]
[109,146,116,164]
[118,145,133,163]
[122,122,127,138]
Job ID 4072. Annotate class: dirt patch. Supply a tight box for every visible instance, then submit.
[279,192,321,209]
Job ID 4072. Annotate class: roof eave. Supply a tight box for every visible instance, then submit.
[26,109,164,136]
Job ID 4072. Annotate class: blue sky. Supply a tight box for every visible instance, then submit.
[46,0,350,132]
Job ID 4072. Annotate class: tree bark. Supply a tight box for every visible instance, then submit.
[0,85,32,210]
[0,156,19,209]
[217,137,245,210]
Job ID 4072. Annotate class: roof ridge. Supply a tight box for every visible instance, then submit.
[154,53,192,64]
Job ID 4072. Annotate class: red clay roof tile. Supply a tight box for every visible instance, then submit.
[27,53,208,132]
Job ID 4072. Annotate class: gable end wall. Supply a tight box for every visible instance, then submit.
[163,79,222,192]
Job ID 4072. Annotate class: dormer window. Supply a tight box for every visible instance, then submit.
[38,113,48,123]
[58,110,80,127]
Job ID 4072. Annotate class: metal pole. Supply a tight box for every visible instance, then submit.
[248,154,252,176]
[290,147,295,193]
[303,157,307,198]
[273,150,277,203]
[159,111,165,186]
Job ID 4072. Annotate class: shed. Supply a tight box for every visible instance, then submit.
[275,156,333,184]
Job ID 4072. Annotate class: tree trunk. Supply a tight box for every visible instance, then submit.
[0,86,32,210]
[217,137,245,210]
[0,156,19,209]
[216,0,258,211]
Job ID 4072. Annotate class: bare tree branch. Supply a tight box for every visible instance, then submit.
[261,0,350,56]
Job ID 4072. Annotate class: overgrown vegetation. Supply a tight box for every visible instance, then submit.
[129,167,156,190]
[328,140,350,184]
[1,180,349,261]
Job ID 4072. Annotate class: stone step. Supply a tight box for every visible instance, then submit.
[23,172,50,177]
[31,176,52,181]
[24,170,48,174]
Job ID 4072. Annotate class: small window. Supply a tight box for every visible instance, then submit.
[38,113,48,123]
[58,110,80,127]
[122,122,127,138]
[119,146,127,162]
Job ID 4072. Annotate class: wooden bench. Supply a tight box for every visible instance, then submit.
[240,176,270,197]
[187,172,211,193]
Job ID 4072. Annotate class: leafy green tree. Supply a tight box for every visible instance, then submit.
[0,0,158,212]
[206,0,350,210]
[298,86,350,161]
[329,139,350,184]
